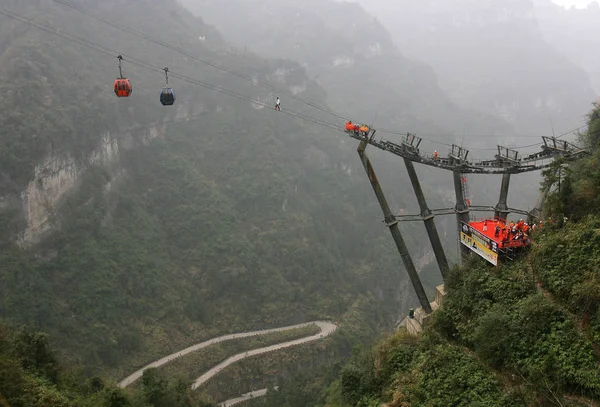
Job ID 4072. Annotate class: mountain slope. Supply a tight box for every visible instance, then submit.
[0,0,417,376]
[180,0,514,144]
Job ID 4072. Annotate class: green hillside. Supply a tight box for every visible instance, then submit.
[0,0,429,381]
[0,323,216,407]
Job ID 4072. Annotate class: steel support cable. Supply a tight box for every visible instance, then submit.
[0,8,343,135]
[49,0,351,122]
[0,6,346,186]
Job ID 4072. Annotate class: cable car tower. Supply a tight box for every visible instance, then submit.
[348,127,587,314]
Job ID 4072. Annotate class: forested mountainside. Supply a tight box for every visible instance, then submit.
[533,0,600,95]
[0,0,423,379]
[358,0,596,136]
[247,103,600,407]
[0,324,218,406]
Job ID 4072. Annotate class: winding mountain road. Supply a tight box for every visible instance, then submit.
[218,387,277,407]
[119,321,337,389]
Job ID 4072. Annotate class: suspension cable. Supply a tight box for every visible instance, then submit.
[48,0,352,122]
[0,7,343,135]
[0,6,587,154]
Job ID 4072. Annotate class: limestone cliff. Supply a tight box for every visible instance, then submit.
[19,124,165,245]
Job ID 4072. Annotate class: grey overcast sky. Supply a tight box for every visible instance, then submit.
[552,0,595,7]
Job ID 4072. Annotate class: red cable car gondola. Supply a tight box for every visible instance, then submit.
[160,67,175,106]
[114,55,132,98]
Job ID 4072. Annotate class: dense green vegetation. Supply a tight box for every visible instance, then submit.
[320,257,599,406]
[0,323,214,407]
[0,0,417,379]
[199,342,332,402]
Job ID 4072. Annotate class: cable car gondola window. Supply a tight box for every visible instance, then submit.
[160,67,175,106]
[160,88,175,106]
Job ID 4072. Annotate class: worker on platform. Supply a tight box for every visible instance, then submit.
[502,230,510,246]
[433,151,439,161]
[495,224,501,237]
[345,121,354,132]
[360,125,369,137]
[483,219,488,232]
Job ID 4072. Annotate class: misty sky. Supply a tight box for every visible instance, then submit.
[552,0,596,7]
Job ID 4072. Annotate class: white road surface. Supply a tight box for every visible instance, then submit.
[119,321,337,389]
[218,387,278,407]
[190,321,336,389]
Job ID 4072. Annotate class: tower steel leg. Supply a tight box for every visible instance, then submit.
[453,171,471,257]
[358,141,432,314]
[494,173,511,221]
[404,158,450,280]
[528,184,550,224]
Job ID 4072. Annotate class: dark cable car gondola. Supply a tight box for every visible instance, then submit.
[160,67,176,106]
[114,55,132,98]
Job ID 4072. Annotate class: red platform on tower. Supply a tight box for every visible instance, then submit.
[469,220,531,249]
[460,219,532,266]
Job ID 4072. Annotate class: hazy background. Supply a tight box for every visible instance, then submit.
[553,0,596,7]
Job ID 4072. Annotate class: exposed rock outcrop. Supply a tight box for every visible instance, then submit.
[19,123,166,245]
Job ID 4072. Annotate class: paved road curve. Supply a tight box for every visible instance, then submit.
[119,321,337,388]
[218,387,278,407]
[190,321,336,389]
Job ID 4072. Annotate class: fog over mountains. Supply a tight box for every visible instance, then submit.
[353,0,598,135]
[534,0,600,94]
[552,0,597,8]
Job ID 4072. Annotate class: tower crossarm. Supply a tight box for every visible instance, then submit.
[393,206,534,223]
[345,131,587,174]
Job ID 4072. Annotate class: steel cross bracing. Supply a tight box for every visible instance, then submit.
[393,206,533,223]
[345,131,587,174]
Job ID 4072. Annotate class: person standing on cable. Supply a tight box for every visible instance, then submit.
[275,97,281,111]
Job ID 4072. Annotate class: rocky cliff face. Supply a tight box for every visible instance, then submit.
[19,124,166,244]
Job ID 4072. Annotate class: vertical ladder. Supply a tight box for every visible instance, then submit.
[461,174,471,214]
